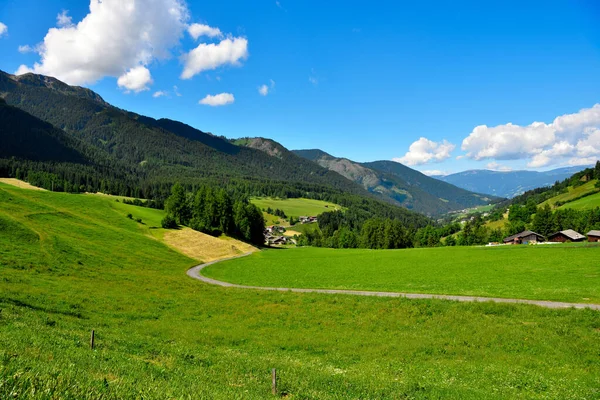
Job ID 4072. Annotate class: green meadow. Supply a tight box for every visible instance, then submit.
[2,183,600,398]
[204,245,600,304]
[251,197,342,218]
[559,191,600,211]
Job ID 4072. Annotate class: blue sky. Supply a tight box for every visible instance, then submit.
[1,0,600,174]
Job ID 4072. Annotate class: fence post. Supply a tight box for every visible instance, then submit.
[272,368,277,395]
[90,330,95,349]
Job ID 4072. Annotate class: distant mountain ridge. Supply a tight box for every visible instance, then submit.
[290,149,498,215]
[438,167,593,198]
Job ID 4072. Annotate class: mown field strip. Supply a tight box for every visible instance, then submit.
[188,253,600,310]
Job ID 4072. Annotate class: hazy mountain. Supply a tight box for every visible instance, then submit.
[291,149,498,215]
[438,167,593,198]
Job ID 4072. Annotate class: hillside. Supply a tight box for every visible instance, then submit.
[2,183,600,398]
[439,166,591,198]
[0,70,371,198]
[0,99,88,163]
[292,149,497,215]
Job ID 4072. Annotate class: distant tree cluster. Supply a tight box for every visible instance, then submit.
[162,183,265,245]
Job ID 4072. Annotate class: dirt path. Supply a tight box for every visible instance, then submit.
[187,253,600,311]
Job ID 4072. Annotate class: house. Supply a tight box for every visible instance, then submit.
[587,230,600,242]
[503,230,545,245]
[547,229,586,243]
[271,236,288,245]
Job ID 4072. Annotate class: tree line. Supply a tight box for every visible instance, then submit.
[162,183,265,246]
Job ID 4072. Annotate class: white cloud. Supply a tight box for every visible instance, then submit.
[199,92,234,106]
[56,10,74,28]
[309,76,318,86]
[0,22,7,38]
[117,66,153,92]
[258,79,275,96]
[486,162,513,172]
[188,23,222,40]
[173,85,182,97]
[15,65,33,75]
[421,170,448,176]
[394,137,455,166]
[461,104,600,168]
[18,0,189,86]
[18,45,35,54]
[153,90,168,98]
[181,37,248,80]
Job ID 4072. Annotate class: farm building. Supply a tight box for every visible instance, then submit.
[503,230,545,245]
[547,229,586,243]
[587,230,600,242]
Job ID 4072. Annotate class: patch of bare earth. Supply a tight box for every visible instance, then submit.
[163,227,258,263]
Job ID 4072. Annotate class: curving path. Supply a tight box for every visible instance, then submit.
[187,253,600,311]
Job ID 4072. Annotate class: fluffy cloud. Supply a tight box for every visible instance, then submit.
[117,66,153,92]
[18,45,35,54]
[461,104,600,167]
[0,22,7,38]
[153,90,168,98]
[258,79,275,96]
[181,37,248,79]
[199,93,235,106]
[188,23,222,40]
[394,137,455,166]
[56,10,74,28]
[16,0,188,86]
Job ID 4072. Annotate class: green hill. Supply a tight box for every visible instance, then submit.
[2,183,600,398]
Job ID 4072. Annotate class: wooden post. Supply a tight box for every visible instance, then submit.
[271,368,277,395]
[90,329,95,349]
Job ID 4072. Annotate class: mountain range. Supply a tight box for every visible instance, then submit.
[1,69,497,217]
[436,167,592,198]
[291,149,497,215]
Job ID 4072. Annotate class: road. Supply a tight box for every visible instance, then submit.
[187,253,600,311]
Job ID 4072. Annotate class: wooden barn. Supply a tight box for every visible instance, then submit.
[503,230,545,245]
[587,230,600,242]
[547,229,586,243]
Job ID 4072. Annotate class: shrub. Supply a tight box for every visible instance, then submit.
[126,213,133,219]
[161,214,177,229]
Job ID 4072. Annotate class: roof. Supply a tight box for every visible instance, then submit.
[548,229,586,241]
[503,230,544,242]
[587,230,600,237]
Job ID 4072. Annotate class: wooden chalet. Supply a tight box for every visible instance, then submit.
[587,230,600,242]
[503,230,545,245]
[547,229,586,243]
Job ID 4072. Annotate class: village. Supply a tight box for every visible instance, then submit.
[498,229,600,245]
[264,216,318,246]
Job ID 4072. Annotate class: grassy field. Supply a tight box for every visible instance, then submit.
[559,191,600,211]
[205,245,600,304]
[541,180,599,208]
[251,197,342,218]
[2,183,600,398]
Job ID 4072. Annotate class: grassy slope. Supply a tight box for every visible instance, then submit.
[559,191,600,211]
[205,246,600,304]
[1,184,600,398]
[541,180,598,207]
[251,197,341,218]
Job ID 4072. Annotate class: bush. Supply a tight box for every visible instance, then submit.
[161,214,177,229]
[126,213,133,219]
[135,218,143,224]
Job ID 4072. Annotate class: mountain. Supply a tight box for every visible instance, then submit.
[0,70,371,196]
[0,99,88,163]
[438,166,593,198]
[0,70,431,228]
[291,149,498,215]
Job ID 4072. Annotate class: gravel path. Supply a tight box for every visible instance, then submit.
[187,253,600,311]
